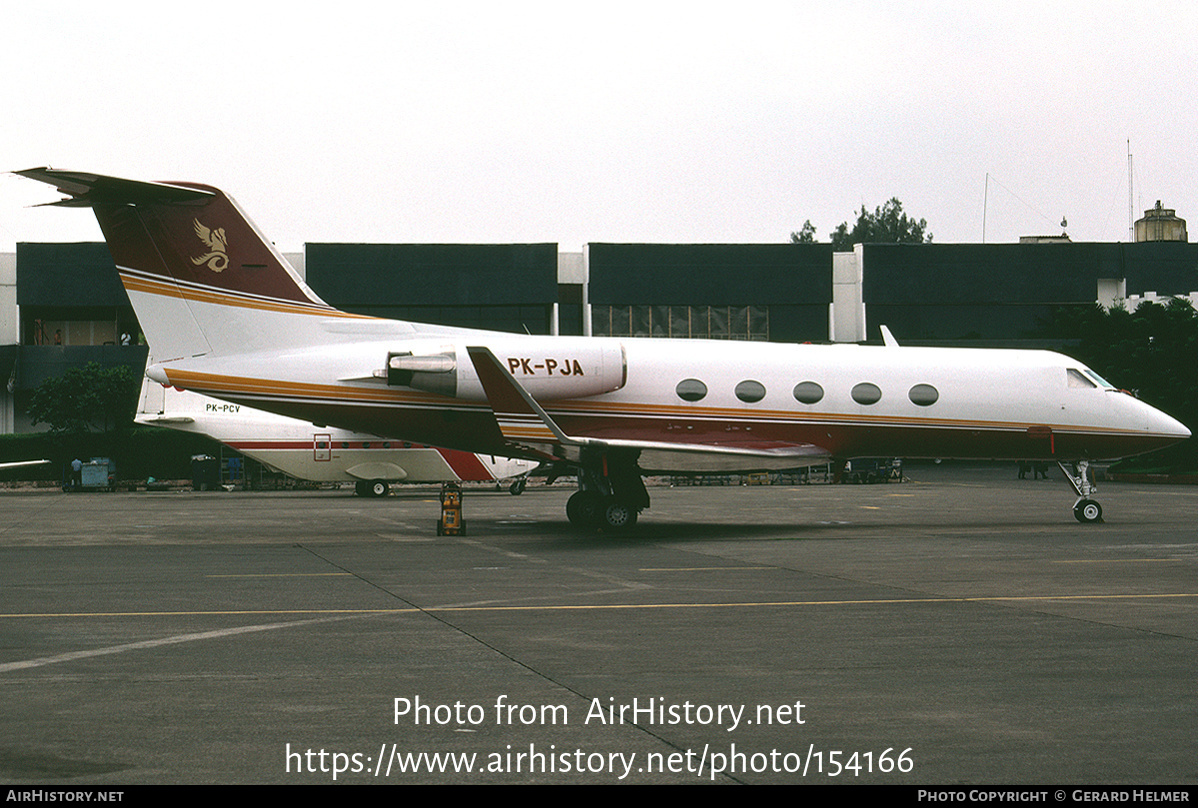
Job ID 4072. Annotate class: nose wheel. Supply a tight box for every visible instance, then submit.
[1059,461,1104,523]
[1073,498,1103,523]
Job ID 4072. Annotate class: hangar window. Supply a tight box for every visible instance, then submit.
[593,304,770,341]
[793,381,824,404]
[908,384,939,406]
[851,382,882,405]
[676,378,708,402]
[735,380,766,403]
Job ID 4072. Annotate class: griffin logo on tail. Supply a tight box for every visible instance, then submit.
[191,218,229,272]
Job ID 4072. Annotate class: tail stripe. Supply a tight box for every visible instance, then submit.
[118,266,368,320]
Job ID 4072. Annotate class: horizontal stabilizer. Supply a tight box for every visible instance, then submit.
[134,415,196,425]
[15,167,214,206]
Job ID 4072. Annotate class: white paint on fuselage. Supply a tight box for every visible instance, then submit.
[149,332,1189,467]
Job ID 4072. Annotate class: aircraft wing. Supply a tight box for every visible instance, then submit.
[0,459,51,470]
[466,346,831,472]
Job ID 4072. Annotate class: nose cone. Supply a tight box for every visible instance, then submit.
[1089,395,1192,460]
[1121,396,1191,458]
[1147,405,1191,442]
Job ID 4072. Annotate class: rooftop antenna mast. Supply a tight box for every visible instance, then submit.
[982,173,988,243]
[1128,140,1134,241]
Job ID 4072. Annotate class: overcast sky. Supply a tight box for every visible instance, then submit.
[2,1,1195,253]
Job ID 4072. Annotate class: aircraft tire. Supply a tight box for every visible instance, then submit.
[370,480,389,498]
[566,491,602,528]
[354,481,368,497]
[601,500,638,532]
[509,478,527,496]
[1073,499,1103,523]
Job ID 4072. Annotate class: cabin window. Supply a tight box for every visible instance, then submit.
[793,381,824,404]
[851,382,882,405]
[676,379,708,402]
[735,380,766,403]
[908,383,939,406]
[1068,369,1096,389]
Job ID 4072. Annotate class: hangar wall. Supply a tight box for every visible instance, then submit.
[305,243,559,335]
[3,239,1197,434]
[851,242,1198,343]
[586,243,833,343]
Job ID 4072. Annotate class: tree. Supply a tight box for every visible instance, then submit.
[790,220,817,243]
[27,362,141,434]
[792,198,932,248]
[1046,298,1198,470]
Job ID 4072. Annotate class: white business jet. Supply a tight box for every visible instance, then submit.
[17,168,1189,529]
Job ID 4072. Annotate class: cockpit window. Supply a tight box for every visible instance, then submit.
[1068,369,1096,389]
[1083,369,1115,389]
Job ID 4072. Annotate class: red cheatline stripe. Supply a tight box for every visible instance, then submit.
[436,448,495,481]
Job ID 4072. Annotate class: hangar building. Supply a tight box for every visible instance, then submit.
[2,234,1196,434]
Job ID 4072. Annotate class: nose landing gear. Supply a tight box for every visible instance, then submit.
[1059,460,1104,523]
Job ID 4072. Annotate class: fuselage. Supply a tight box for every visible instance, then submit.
[148,333,1190,473]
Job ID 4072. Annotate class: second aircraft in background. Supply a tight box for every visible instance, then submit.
[136,371,534,496]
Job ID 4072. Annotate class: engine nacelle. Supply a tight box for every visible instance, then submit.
[386,338,626,401]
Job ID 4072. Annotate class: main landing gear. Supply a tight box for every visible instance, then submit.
[1058,460,1103,523]
[355,479,389,497]
[565,452,648,533]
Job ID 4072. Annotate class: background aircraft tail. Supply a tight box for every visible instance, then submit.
[16,168,374,362]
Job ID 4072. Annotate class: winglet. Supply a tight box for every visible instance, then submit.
[466,346,578,446]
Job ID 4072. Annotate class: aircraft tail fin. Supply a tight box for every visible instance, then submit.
[15,168,355,363]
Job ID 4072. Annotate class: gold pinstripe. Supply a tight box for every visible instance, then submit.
[160,369,1160,439]
[119,271,371,320]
